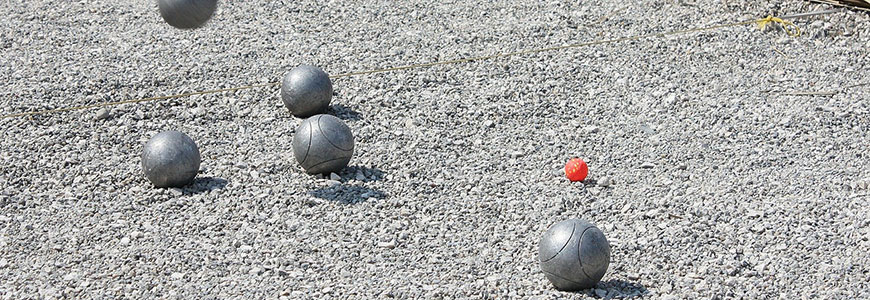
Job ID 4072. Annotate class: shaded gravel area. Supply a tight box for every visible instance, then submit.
[1,0,868,298]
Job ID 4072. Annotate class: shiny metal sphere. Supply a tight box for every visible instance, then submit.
[158,0,218,29]
[292,114,354,174]
[142,131,201,188]
[281,65,333,118]
[538,219,610,291]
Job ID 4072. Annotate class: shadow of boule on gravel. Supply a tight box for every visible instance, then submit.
[184,176,228,194]
[327,103,362,121]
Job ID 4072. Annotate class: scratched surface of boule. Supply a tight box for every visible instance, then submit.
[0,0,868,299]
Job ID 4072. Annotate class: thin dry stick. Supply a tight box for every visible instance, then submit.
[808,0,870,12]
[771,47,792,59]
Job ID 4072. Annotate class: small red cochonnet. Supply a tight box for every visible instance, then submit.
[565,158,588,182]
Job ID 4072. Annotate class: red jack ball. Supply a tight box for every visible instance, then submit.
[565,158,588,182]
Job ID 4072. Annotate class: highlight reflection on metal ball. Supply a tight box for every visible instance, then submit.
[158,0,218,29]
[292,114,354,174]
[142,131,201,188]
[281,65,333,118]
[538,218,611,291]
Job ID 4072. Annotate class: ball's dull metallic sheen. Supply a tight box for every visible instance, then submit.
[292,114,354,174]
[158,0,218,29]
[142,131,201,188]
[539,219,610,291]
[281,65,333,118]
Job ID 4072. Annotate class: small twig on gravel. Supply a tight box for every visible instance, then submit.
[770,46,792,59]
[779,8,844,19]
[807,0,870,12]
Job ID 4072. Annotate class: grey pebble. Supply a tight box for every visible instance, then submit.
[94,108,110,120]
[587,187,602,196]
[598,176,613,187]
[594,288,607,298]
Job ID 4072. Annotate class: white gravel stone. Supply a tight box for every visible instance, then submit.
[378,240,397,249]
[63,273,80,281]
[168,188,183,197]
[598,176,613,187]
[584,125,600,134]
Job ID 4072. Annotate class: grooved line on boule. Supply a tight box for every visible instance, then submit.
[304,156,353,174]
[577,226,596,281]
[299,117,315,166]
[541,223,576,263]
[317,116,354,152]
[541,270,589,287]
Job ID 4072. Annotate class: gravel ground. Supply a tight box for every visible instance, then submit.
[1,0,869,299]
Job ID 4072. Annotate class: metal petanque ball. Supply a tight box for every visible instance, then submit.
[158,0,218,29]
[538,218,611,291]
[142,131,201,188]
[281,65,333,118]
[292,114,354,174]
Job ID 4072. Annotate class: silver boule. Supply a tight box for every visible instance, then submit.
[142,130,201,188]
[538,218,610,291]
[292,114,354,174]
[281,65,333,118]
[158,0,218,29]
